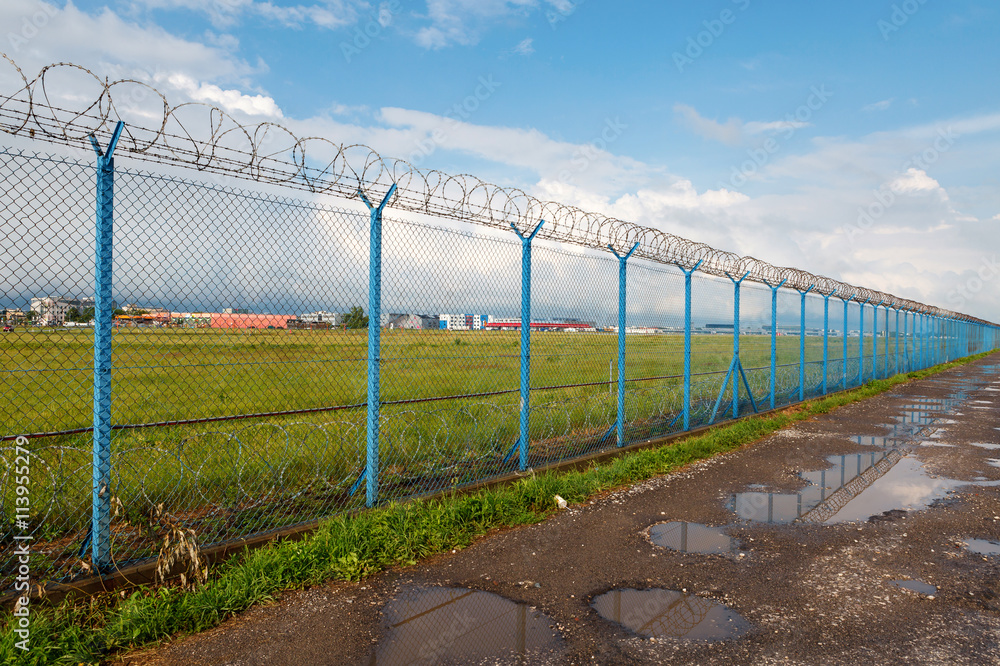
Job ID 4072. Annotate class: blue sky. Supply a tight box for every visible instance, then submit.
[3,0,1000,319]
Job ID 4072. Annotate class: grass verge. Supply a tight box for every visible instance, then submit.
[3,351,995,665]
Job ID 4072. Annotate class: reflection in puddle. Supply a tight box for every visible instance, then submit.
[591,588,751,641]
[892,579,937,596]
[729,452,988,524]
[372,586,562,665]
[648,522,736,555]
[987,459,1000,468]
[971,443,1000,450]
[964,539,1000,557]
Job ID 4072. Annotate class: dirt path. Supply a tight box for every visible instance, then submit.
[125,355,1000,665]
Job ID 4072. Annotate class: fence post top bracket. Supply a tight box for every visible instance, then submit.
[608,241,640,261]
[89,121,125,161]
[358,183,397,213]
[511,218,545,242]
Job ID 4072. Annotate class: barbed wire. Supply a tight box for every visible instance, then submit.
[0,54,989,323]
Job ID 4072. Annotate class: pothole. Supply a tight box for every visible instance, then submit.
[591,588,752,641]
[964,539,1000,557]
[372,585,563,665]
[647,522,738,555]
[891,579,937,596]
[729,451,997,524]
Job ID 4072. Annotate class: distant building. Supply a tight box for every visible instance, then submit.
[301,311,345,326]
[31,296,115,326]
[170,312,212,328]
[1,308,25,324]
[439,314,488,330]
[287,319,331,330]
[210,313,293,329]
[385,313,440,330]
[484,318,597,332]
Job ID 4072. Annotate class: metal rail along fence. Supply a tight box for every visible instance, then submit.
[1,56,999,593]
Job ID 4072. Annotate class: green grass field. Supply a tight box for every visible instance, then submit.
[1,325,924,585]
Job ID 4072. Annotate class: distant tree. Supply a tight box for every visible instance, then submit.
[344,306,368,329]
[80,307,95,322]
[65,307,81,322]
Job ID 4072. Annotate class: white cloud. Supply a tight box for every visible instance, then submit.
[673,104,744,146]
[674,104,809,146]
[128,0,363,30]
[167,73,283,117]
[863,98,894,112]
[413,0,566,49]
[0,0,256,84]
[511,37,534,56]
[889,168,945,197]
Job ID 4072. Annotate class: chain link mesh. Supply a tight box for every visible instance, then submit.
[2,143,999,594]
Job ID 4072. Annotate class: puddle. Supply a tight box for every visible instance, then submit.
[591,588,751,641]
[919,442,956,448]
[987,459,1000,468]
[891,579,937,596]
[648,522,736,555]
[373,586,562,665]
[964,539,1000,557]
[971,443,1000,451]
[729,452,984,524]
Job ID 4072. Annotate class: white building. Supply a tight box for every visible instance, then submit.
[301,311,345,326]
[439,314,488,330]
[30,297,105,326]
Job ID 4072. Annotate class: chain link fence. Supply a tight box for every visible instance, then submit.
[2,140,999,594]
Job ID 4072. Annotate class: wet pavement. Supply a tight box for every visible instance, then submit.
[125,354,1000,665]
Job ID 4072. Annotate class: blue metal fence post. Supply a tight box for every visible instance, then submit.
[678,260,703,430]
[903,310,909,371]
[886,306,892,371]
[842,295,854,388]
[894,308,900,375]
[609,242,640,447]
[358,183,397,508]
[344,185,396,503]
[872,300,884,380]
[732,273,745,418]
[90,121,124,570]
[511,219,545,470]
[709,272,757,422]
[920,312,925,369]
[762,278,787,408]
[797,285,815,401]
[858,299,870,384]
[822,290,836,394]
